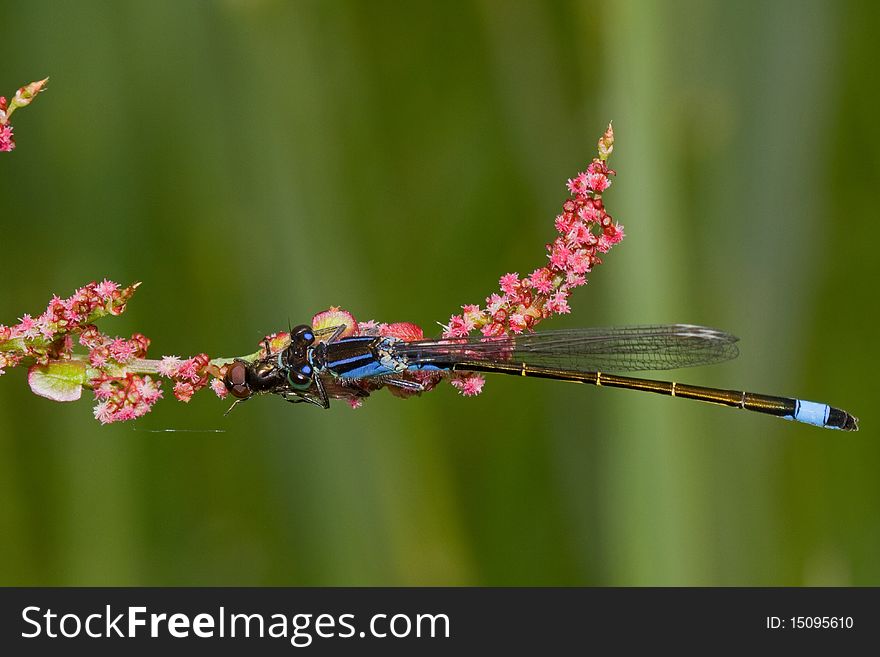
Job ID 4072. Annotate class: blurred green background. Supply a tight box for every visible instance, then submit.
[1,0,877,586]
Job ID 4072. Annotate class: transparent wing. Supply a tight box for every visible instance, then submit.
[312,325,349,343]
[393,324,739,372]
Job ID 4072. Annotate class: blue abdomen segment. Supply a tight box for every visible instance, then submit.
[791,399,858,431]
[408,363,446,372]
[341,360,399,379]
[342,361,447,379]
[785,399,834,429]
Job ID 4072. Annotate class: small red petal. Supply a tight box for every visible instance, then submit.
[381,322,424,341]
[311,307,358,339]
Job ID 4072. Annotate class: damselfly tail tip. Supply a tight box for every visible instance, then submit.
[826,405,859,431]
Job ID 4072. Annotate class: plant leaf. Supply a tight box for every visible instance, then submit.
[27,361,87,402]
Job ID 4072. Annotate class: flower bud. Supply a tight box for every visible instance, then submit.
[11,78,48,109]
[597,122,614,161]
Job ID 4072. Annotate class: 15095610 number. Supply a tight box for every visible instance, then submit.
[790,616,854,629]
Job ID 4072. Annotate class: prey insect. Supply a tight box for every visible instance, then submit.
[222,322,858,431]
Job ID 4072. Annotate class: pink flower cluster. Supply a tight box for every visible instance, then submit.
[85,331,151,368]
[0,279,136,365]
[297,126,621,403]
[156,353,212,402]
[442,124,621,395]
[0,78,48,152]
[0,281,166,421]
[0,118,13,152]
[92,372,163,424]
[0,279,219,423]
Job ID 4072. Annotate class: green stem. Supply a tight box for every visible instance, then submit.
[7,350,266,389]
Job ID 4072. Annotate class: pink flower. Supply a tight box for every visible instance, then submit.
[564,222,586,245]
[462,304,483,325]
[566,250,592,274]
[135,376,163,405]
[567,172,590,196]
[481,321,506,337]
[89,348,108,367]
[114,406,137,422]
[529,267,554,294]
[210,378,228,399]
[109,337,136,363]
[93,401,114,424]
[429,126,620,388]
[37,313,56,340]
[578,204,602,224]
[609,223,625,243]
[450,374,485,397]
[129,333,150,358]
[13,314,40,339]
[173,381,195,402]
[548,239,571,270]
[585,172,611,193]
[94,279,120,300]
[546,290,571,315]
[499,273,520,296]
[598,225,625,253]
[0,124,14,152]
[88,373,161,424]
[485,293,506,314]
[555,213,575,233]
[174,358,201,383]
[157,356,181,377]
[132,401,151,418]
[565,272,587,288]
[92,377,115,400]
[508,313,528,334]
[444,314,471,338]
[347,397,364,409]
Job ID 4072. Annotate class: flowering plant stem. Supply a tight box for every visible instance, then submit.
[1,124,621,423]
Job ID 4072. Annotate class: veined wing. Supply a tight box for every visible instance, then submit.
[393,324,739,373]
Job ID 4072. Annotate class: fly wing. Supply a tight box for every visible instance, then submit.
[393,324,739,373]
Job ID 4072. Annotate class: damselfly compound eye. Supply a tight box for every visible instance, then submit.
[287,363,313,390]
[224,361,251,399]
[291,324,315,348]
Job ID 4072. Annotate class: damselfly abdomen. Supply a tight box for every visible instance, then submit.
[223,323,858,431]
